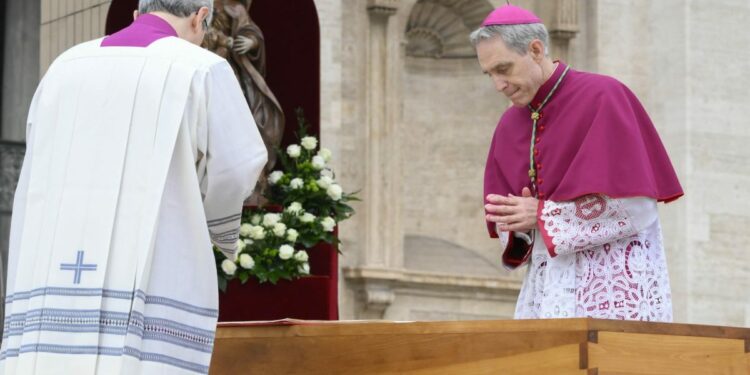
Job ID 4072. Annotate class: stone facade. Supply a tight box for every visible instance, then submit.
[3,0,748,326]
[39,0,111,74]
[321,0,750,326]
[575,0,750,325]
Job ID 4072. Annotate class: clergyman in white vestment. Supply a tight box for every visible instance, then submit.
[0,1,267,373]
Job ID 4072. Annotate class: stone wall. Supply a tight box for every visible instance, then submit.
[682,0,750,325]
[40,0,111,74]
[586,0,750,326]
[324,0,750,325]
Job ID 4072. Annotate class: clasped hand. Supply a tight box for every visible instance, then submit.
[485,187,539,232]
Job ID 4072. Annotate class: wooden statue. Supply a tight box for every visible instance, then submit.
[203,0,285,196]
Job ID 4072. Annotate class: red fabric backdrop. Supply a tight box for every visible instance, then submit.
[218,239,338,321]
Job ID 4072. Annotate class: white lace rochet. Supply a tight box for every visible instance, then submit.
[508,195,672,321]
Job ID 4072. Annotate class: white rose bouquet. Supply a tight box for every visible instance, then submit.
[214,109,359,290]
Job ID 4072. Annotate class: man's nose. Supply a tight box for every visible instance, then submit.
[492,76,508,93]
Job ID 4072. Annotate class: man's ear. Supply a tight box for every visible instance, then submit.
[133,10,139,22]
[194,6,211,30]
[529,39,545,62]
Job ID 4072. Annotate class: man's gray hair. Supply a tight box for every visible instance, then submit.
[138,0,213,25]
[469,23,549,56]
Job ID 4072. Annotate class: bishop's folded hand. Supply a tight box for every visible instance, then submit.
[485,187,538,232]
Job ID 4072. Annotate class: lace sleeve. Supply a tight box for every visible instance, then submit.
[537,194,657,256]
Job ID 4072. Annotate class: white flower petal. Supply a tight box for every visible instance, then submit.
[290,178,304,189]
[286,144,302,158]
[327,184,343,201]
[239,223,253,237]
[301,136,318,150]
[294,251,309,262]
[321,217,336,232]
[286,229,299,242]
[279,245,295,260]
[311,156,326,170]
[239,254,255,269]
[317,148,332,162]
[268,171,284,185]
[221,259,237,276]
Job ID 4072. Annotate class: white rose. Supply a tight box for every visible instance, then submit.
[321,217,336,232]
[248,225,266,240]
[272,222,287,237]
[239,223,253,237]
[236,239,246,252]
[239,254,255,269]
[221,259,237,276]
[294,250,309,262]
[320,169,334,179]
[317,148,332,162]
[279,245,295,260]
[316,175,333,189]
[327,184,343,201]
[301,136,318,150]
[289,178,304,189]
[250,214,262,225]
[298,263,310,275]
[311,155,326,170]
[300,213,316,223]
[268,171,284,185]
[287,144,302,158]
[262,213,281,227]
[286,202,303,214]
[286,228,299,242]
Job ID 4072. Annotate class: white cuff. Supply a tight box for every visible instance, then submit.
[513,230,533,245]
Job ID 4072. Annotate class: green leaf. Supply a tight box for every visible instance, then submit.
[218,277,228,293]
[239,272,250,284]
[301,239,317,248]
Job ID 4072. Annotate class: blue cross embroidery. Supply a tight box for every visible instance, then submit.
[60,250,97,284]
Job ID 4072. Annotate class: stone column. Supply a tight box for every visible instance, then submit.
[344,0,403,319]
[548,0,579,62]
[363,0,402,270]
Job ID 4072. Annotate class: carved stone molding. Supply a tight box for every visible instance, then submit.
[547,0,580,62]
[363,288,396,318]
[405,0,493,59]
[344,267,522,319]
[549,0,580,40]
[345,267,398,319]
[367,0,399,16]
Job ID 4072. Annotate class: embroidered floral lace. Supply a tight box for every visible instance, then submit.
[512,195,672,322]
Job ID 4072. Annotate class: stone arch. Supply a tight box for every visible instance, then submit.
[405,0,493,59]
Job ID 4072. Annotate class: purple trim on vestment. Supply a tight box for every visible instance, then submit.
[101,13,177,47]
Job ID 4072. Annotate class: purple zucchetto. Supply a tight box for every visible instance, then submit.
[481,4,542,26]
